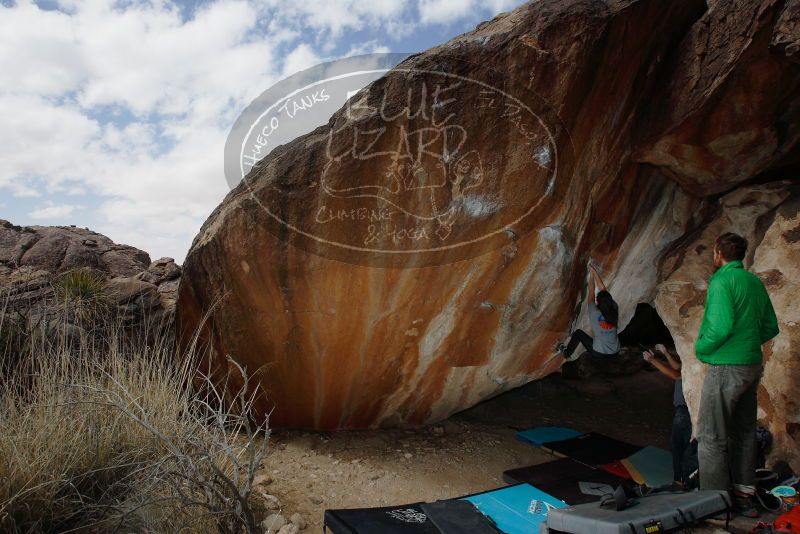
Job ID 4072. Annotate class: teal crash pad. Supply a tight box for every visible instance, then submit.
[462,483,567,534]
[621,446,674,488]
[516,427,583,447]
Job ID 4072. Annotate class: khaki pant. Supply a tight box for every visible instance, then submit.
[697,363,762,494]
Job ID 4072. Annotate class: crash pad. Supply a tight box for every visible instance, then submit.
[462,483,567,534]
[620,446,674,488]
[503,458,597,486]
[420,500,501,533]
[516,426,583,447]
[503,459,627,505]
[325,484,566,534]
[323,502,438,533]
[599,460,632,479]
[541,432,642,467]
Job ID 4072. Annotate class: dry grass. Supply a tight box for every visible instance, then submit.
[0,295,269,533]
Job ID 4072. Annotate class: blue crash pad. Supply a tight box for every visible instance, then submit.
[462,483,567,534]
[516,426,583,447]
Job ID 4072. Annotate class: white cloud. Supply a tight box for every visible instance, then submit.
[419,0,475,25]
[281,43,323,78]
[0,0,526,262]
[256,0,408,40]
[7,184,41,198]
[0,3,85,96]
[486,0,523,12]
[29,202,80,220]
[344,40,392,57]
[75,0,280,116]
[419,0,520,25]
[0,94,100,190]
[0,0,287,260]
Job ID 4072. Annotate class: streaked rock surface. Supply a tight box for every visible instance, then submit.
[177,0,800,439]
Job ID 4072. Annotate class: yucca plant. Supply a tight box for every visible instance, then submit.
[52,268,109,325]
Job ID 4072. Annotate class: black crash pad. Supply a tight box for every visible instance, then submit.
[420,500,501,534]
[504,458,627,505]
[542,432,642,467]
[324,502,439,534]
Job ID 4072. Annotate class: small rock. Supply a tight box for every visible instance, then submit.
[290,513,307,530]
[369,473,381,481]
[253,473,273,487]
[309,495,323,505]
[403,453,413,460]
[431,425,445,436]
[262,513,286,532]
[443,421,461,434]
[278,525,299,534]
[260,494,281,511]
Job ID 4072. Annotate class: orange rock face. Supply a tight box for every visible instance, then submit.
[177,0,800,435]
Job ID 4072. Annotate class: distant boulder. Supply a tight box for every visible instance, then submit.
[0,219,180,337]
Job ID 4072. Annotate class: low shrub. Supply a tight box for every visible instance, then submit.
[52,268,109,325]
[0,304,269,533]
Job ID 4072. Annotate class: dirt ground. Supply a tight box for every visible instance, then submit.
[257,368,677,531]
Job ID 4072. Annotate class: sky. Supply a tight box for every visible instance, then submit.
[0,0,527,262]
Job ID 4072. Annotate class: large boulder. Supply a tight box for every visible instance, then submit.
[753,188,800,470]
[634,0,800,196]
[655,182,800,470]
[177,0,800,434]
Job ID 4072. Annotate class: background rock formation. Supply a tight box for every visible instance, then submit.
[0,220,180,341]
[178,0,800,467]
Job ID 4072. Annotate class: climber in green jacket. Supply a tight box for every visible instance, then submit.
[695,232,779,518]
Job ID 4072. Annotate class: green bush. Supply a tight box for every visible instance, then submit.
[52,268,109,324]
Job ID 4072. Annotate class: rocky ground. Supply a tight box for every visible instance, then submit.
[252,368,776,534]
[254,368,676,532]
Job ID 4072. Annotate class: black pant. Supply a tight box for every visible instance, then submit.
[564,329,616,361]
[671,404,697,484]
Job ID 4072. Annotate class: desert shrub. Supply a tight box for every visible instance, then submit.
[0,308,269,533]
[52,268,109,325]
[0,295,21,366]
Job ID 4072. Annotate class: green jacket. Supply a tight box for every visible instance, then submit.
[695,260,779,365]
